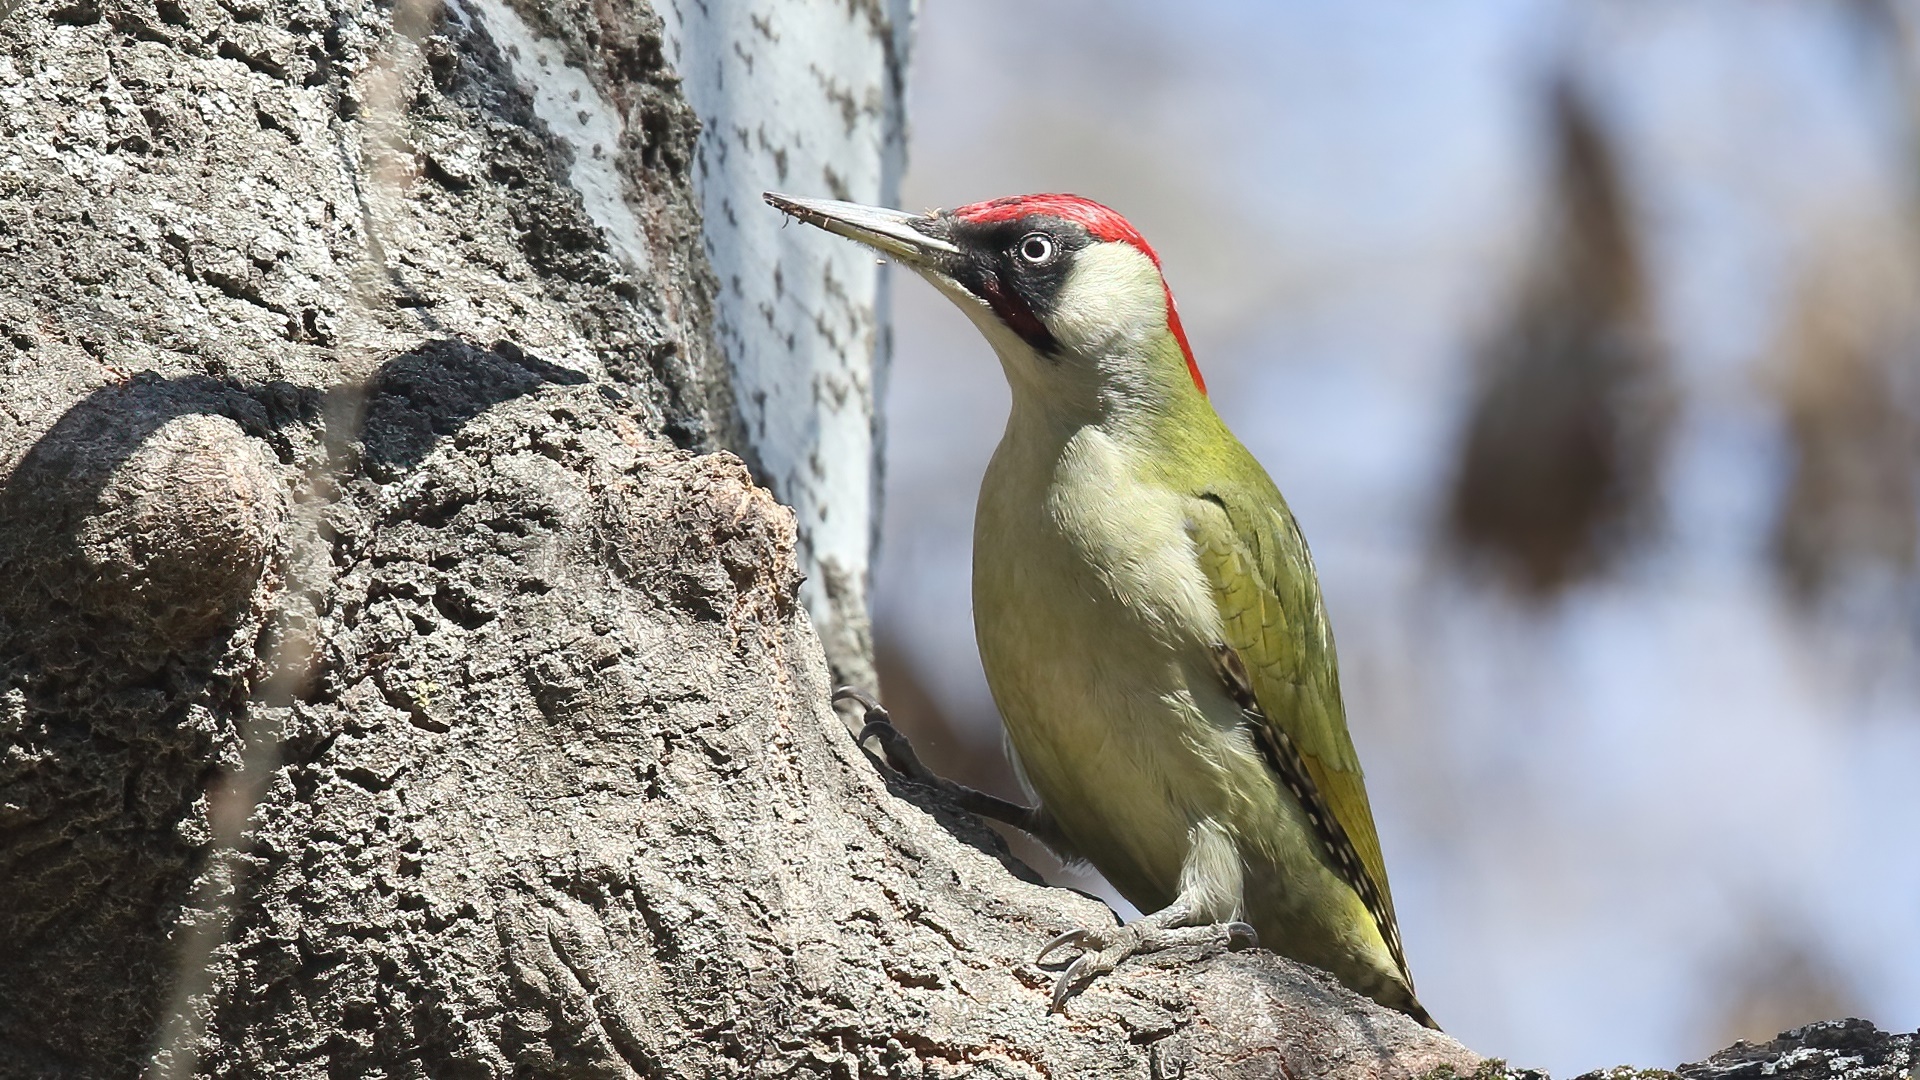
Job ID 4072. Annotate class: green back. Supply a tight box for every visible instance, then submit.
[1186,465,1408,981]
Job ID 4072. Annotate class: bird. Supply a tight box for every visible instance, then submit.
[765,190,1434,1027]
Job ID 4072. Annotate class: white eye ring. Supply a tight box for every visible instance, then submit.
[1018,234,1054,263]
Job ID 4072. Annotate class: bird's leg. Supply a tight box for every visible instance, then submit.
[1036,904,1258,1010]
[1036,821,1259,1009]
[833,687,1061,844]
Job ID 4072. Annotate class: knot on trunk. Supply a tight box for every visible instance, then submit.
[76,412,286,654]
[0,377,288,679]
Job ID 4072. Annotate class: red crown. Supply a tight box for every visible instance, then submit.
[951,195,1205,395]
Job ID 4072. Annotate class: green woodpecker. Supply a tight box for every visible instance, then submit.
[766,191,1433,1027]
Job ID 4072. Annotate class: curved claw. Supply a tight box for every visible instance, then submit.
[833,685,885,714]
[1051,952,1099,1011]
[1224,921,1259,950]
[1035,928,1092,966]
[837,687,921,777]
[853,716,932,783]
[838,689,1049,843]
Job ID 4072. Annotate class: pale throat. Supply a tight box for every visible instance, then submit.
[922,240,1195,448]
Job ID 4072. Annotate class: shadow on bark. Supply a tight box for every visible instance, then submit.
[0,338,585,1073]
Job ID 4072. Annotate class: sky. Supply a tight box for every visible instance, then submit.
[871,1,1920,1073]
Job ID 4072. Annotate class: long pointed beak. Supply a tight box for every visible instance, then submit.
[764,192,959,266]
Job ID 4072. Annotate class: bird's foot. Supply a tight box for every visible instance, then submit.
[833,686,1062,844]
[834,686,939,784]
[1036,915,1258,1010]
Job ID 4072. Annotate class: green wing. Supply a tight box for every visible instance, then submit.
[1188,479,1410,982]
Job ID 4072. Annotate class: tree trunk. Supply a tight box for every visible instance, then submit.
[0,0,1906,1076]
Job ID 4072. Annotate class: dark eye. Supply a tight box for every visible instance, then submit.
[1017,233,1054,263]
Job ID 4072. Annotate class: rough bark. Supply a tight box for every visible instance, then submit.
[1577,1020,1915,1080]
[0,0,1907,1077]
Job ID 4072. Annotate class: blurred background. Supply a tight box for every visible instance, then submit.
[868,0,1920,1073]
